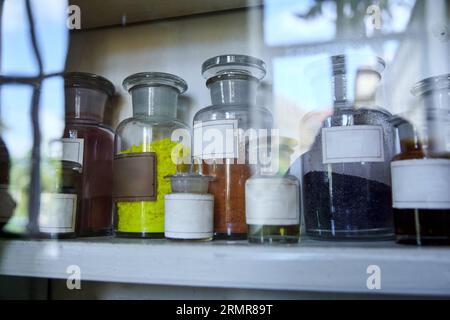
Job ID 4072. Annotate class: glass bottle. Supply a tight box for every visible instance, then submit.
[114,72,189,238]
[164,164,214,241]
[246,136,300,244]
[391,74,450,245]
[64,72,115,236]
[193,54,273,240]
[38,161,82,239]
[301,55,395,240]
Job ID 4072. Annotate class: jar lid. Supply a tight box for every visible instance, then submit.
[123,72,188,94]
[202,54,266,80]
[64,72,115,96]
[165,173,214,194]
[412,73,450,97]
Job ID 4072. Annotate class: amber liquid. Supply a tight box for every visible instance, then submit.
[393,139,450,245]
[202,160,252,240]
[65,122,114,236]
[394,209,450,245]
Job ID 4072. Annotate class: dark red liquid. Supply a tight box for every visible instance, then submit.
[64,122,114,236]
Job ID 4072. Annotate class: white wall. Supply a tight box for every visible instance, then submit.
[66,8,267,130]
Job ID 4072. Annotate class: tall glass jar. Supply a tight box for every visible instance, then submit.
[193,55,273,240]
[113,72,189,238]
[246,136,300,244]
[64,72,115,237]
[391,74,450,245]
[301,55,395,240]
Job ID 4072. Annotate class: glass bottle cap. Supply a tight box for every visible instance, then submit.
[123,72,188,94]
[412,73,450,97]
[202,54,266,80]
[64,72,115,96]
[165,173,214,194]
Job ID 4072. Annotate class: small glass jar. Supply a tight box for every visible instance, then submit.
[113,72,189,238]
[38,161,82,239]
[391,74,450,245]
[301,55,395,240]
[193,55,273,240]
[164,171,214,241]
[64,72,115,236]
[246,136,300,244]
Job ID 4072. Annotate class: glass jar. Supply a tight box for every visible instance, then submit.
[193,54,273,240]
[246,136,300,244]
[38,161,82,239]
[164,170,214,241]
[390,116,424,161]
[301,55,395,240]
[391,74,450,245]
[413,74,450,158]
[63,72,115,236]
[113,72,189,238]
[0,134,14,235]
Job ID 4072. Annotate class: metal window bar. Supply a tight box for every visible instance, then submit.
[0,0,62,236]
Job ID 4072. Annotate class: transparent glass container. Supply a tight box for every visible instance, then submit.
[64,72,115,237]
[193,54,273,240]
[391,75,450,245]
[246,136,300,244]
[38,161,82,239]
[113,72,189,238]
[164,168,214,241]
[301,55,395,240]
[412,74,450,158]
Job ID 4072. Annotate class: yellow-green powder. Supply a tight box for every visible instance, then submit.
[117,138,187,233]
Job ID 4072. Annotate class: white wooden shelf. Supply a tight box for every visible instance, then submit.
[71,0,262,29]
[1,238,449,296]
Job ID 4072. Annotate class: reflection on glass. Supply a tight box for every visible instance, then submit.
[265,0,416,46]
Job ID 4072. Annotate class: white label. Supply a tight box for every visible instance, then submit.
[193,120,238,160]
[164,194,214,239]
[0,184,14,223]
[39,193,77,233]
[62,138,84,166]
[322,125,384,164]
[246,178,300,225]
[391,159,450,210]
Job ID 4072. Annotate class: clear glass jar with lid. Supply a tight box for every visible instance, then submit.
[193,54,273,240]
[164,164,214,241]
[246,136,300,244]
[301,54,395,240]
[113,72,190,238]
[63,72,115,237]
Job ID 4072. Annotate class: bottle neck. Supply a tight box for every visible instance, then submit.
[208,76,258,106]
[65,87,107,124]
[332,73,352,109]
[131,85,178,118]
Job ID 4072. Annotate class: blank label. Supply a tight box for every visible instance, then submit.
[322,125,384,164]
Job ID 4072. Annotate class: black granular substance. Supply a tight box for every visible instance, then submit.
[303,171,394,239]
